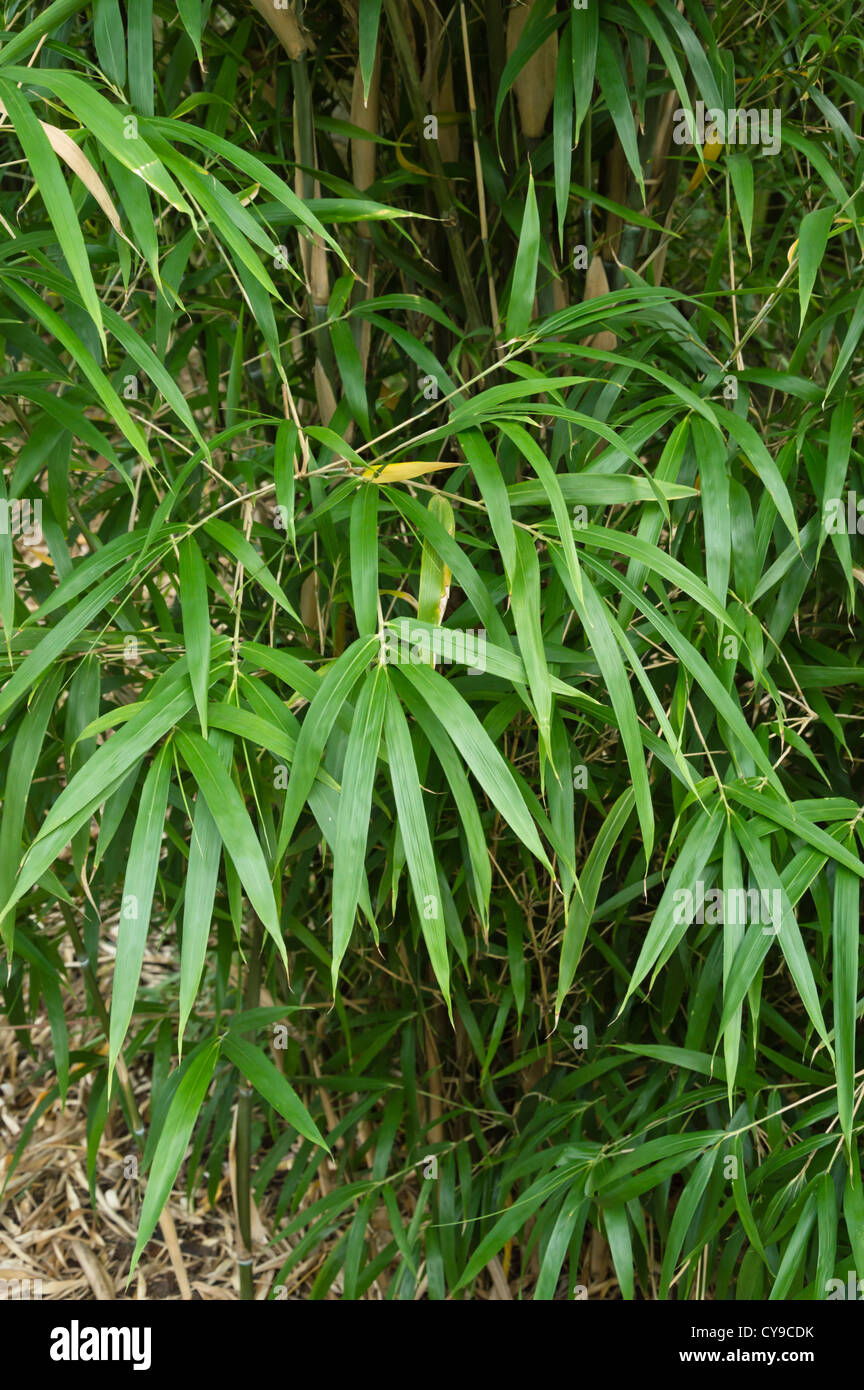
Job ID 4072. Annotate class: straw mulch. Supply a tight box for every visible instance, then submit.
[0,918,329,1301]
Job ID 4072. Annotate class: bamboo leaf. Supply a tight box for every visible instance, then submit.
[176,730,287,968]
[330,664,387,987]
[128,1038,221,1280]
[108,743,172,1081]
[223,1033,329,1150]
[178,536,211,737]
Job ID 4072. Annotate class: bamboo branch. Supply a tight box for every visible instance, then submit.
[249,0,313,59]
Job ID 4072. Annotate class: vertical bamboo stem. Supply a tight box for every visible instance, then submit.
[459,0,499,333]
[382,0,483,334]
[350,54,381,369]
[292,55,337,417]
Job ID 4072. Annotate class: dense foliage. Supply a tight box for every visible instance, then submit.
[1,0,863,1300]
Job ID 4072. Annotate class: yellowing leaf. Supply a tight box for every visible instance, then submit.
[361,460,461,483]
[418,494,455,627]
[395,126,430,179]
[686,139,723,193]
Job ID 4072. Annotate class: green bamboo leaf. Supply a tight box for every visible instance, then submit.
[203,518,300,623]
[843,1157,864,1277]
[242,641,320,704]
[833,864,858,1153]
[731,816,829,1046]
[108,743,172,1081]
[731,1133,768,1265]
[386,615,604,719]
[274,419,297,552]
[459,428,517,585]
[392,675,491,932]
[555,789,634,1020]
[331,664,386,988]
[127,0,154,116]
[603,1203,634,1301]
[570,0,597,143]
[383,681,450,1012]
[797,206,834,329]
[206,704,297,764]
[0,671,63,952]
[0,474,13,642]
[712,406,799,545]
[769,1192,817,1299]
[452,1171,563,1293]
[359,0,383,102]
[276,635,378,859]
[658,1147,717,1298]
[177,0,204,64]
[386,487,511,647]
[816,1171,838,1297]
[93,0,126,86]
[222,1033,329,1150]
[723,787,864,878]
[535,1197,587,1301]
[819,397,855,603]
[350,484,379,637]
[1,679,194,938]
[178,536,211,738]
[395,661,551,870]
[511,527,552,760]
[16,261,205,447]
[94,760,144,871]
[27,668,194,848]
[573,567,653,863]
[618,808,724,1013]
[553,26,573,248]
[500,421,583,605]
[175,729,287,967]
[39,964,70,1102]
[721,824,745,1105]
[331,316,371,436]
[145,116,346,258]
[178,729,233,1048]
[583,552,784,798]
[727,153,754,260]
[594,32,645,201]
[824,292,864,402]
[0,0,87,66]
[693,416,731,605]
[506,171,540,340]
[128,1037,221,1280]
